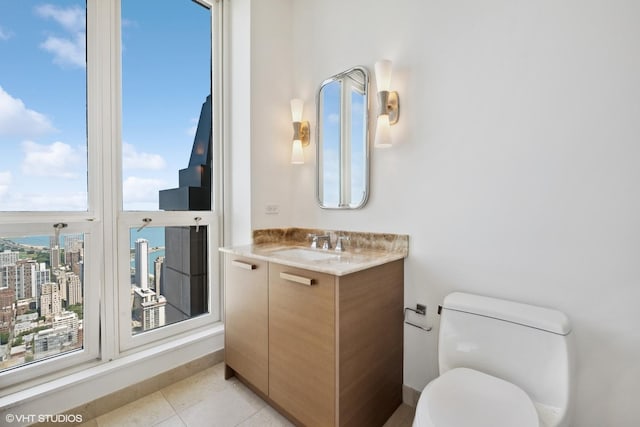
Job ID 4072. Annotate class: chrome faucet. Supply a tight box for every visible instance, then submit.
[308,233,331,249]
[317,235,332,250]
[335,235,350,252]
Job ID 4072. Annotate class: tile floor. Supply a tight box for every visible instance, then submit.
[77,362,415,427]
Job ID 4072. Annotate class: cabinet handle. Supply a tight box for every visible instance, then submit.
[279,272,314,286]
[231,260,257,270]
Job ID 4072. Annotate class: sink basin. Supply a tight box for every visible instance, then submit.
[271,248,340,262]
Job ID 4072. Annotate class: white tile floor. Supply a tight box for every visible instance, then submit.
[78,362,415,427]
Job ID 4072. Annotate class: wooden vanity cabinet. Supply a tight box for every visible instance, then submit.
[224,254,404,427]
[269,264,336,426]
[224,255,269,395]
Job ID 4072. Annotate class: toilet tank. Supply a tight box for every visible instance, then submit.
[439,292,574,418]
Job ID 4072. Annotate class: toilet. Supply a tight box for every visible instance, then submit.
[413,292,574,427]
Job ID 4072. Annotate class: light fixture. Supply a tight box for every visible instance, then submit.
[290,98,310,164]
[374,59,399,148]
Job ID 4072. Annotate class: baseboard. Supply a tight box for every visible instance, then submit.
[403,384,421,408]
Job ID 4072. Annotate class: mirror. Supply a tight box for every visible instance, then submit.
[316,67,369,209]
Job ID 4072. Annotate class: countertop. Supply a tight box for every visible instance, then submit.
[219,243,407,276]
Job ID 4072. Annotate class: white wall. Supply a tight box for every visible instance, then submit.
[241,1,640,426]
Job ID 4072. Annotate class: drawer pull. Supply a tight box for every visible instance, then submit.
[232,260,257,270]
[280,272,314,286]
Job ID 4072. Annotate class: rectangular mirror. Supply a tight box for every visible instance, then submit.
[317,67,370,209]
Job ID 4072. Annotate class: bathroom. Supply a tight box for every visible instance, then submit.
[1,0,640,426]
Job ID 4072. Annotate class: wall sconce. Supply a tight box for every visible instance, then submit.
[374,59,399,148]
[290,98,310,164]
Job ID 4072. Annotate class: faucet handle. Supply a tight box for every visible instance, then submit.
[335,235,350,252]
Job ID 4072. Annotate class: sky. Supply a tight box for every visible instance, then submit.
[319,75,366,207]
[0,0,211,212]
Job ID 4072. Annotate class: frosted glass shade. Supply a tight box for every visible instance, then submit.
[290,99,304,122]
[375,114,392,148]
[291,139,304,164]
[375,60,393,92]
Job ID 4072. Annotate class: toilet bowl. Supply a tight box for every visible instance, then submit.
[412,292,574,427]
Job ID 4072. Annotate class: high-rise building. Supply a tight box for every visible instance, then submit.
[153,256,165,296]
[64,235,84,277]
[50,246,61,269]
[0,250,18,268]
[65,272,82,306]
[0,286,15,334]
[132,287,166,332]
[63,234,84,253]
[65,249,83,276]
[54,270,68,302]
[40,282,62,319]
[33,311,80,360]
[53,311,79,345]
[3,259,44,301]
[134,239,149,290]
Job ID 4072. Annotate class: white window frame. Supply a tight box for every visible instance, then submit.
[113,0,223,354]
[0,0,224,393]
[0,219,101,392]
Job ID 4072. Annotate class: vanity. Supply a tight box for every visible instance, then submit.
[220,228,408,427]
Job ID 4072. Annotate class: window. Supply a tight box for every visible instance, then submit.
[0,0,100,388]
[118,0,218,351]
[0,0,221,391]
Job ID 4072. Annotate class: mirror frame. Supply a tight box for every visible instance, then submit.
[315,66,370,209]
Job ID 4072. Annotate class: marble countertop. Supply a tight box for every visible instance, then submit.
[219,243,407,276]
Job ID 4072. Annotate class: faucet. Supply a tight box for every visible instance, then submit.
[317,235,332,250]
[335,235,350,252]
[309,234,332,250]
[308,233,319,249]
[308,233,331,249]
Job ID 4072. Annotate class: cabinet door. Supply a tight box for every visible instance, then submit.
[269,263,336,427]
[224,255,269,395]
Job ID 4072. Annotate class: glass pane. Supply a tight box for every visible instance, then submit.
[0,1,88,211]
[319,81,341,207]
[121,1,212,211]
[129,226,208,335]
[350,89,366,206]
[0,233,84,373]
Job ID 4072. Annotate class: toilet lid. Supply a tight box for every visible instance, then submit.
[417,367,539,427]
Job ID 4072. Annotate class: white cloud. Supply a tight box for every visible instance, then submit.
[328,113,340,124]
[0,86,56,137]
[0,26,13,41]
[122,143,167,170]
[123,176,163,210]
[21,140,83,179]
[35,4,85,33]
[0,171,12,199]
[40,33,86,68]
[1,191,87,211]
[36,4,86,68]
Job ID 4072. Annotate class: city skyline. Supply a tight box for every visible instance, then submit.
[0,233,85,372]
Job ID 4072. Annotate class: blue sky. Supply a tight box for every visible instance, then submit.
[320,77,366,207]
[0,0,211,212]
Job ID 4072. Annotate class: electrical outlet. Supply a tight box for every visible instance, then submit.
[265,204,280,215]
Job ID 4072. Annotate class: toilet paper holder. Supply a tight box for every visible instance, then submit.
[404,305,432,332]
